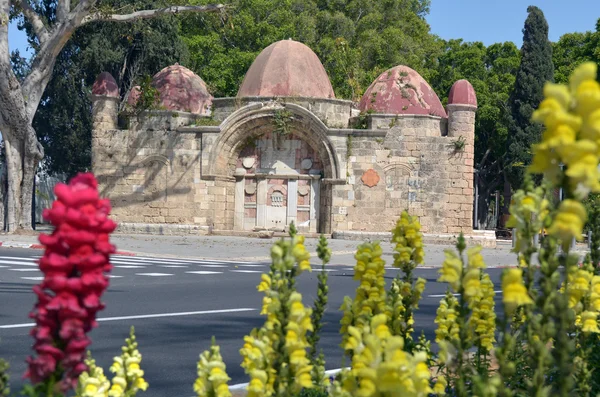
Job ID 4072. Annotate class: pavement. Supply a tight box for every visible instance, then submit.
[0,226,568,396]
[0,224,528,268]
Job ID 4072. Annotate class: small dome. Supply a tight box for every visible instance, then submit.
[92,72,119,97]
[152,64,212,115]
[448,79,477,107]
[359,66,446,117]
[238,40,335,99]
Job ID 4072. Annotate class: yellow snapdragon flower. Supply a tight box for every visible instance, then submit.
[590,276,600,311]
[76,354,111,397]
[194,340,231,397]
[502,269,533,312]
[581,311,600,333]
[285,292,314,391]
[292,235,311,273]
[338,314,432,397]
[565,268,593,308]
[392,211,425,270]
[341,242,387,346]
[530,62,600,200]
[106,328,148,397]
[547,199,587,245]
[468,274,497,351]
[434,295,460,343]
[438,250,462,291]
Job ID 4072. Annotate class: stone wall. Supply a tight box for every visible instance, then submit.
[91,96,476,239]
[325,113,475,234]
[212,97,353,129]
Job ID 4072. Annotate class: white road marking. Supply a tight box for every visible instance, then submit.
[0,265,7,268]
[186,271,223,275]
[0,260,38,266]
[135,273,173,277]
[230,270,263,274]
[114,265,146,269]
[110,259,154,265]
[8,269,40,272]
[127,256,248,264]
[237,264,265,268]
[428,290,503,298]
[230,367,347,390]
[159,265,188,268]
[108,275,123,278]
[21,277,43,281]
[0,308,257,329]
[0,256,37,261]
[199,264,228,268]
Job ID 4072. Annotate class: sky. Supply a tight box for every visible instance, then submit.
[7,1,600,55]
[426,0,600,47]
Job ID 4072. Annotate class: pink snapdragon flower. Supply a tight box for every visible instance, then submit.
[25,173,116,392]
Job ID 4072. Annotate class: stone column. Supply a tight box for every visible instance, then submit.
[256,177,267,229]
[310,178,320,233]
[447,103,477,234]
[234,177,245,230]
[287,179,298,228]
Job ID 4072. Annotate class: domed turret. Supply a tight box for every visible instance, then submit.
[152,64,212,115]
[92,72,119,97]
[238,40,335,98]
[448,79,477,107]
[359,65,446,118]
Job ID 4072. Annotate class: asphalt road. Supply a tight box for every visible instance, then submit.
[0,247,507,397]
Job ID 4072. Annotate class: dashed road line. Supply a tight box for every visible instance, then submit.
[135,273,174,277]
[186,271,223,275]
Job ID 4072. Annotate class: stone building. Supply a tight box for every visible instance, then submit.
[91,39,494,246]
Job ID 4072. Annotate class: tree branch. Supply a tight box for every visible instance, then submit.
[18,0,49,43]
[81,4,226,25]
[56,0,70,22]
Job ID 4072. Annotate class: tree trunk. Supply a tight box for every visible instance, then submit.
[501,171,512,228]
[3,133,23,232]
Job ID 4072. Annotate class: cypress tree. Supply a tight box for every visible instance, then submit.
[506,5,554,190]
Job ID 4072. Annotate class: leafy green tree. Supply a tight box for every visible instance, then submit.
[29,1,190,178]
[553,19,600,84]
[0,0,223,232]
[505,5,554,192]
[428,39,519,228]
[181,0,438,100]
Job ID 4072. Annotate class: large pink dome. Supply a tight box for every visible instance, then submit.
[359,65,446,117]
[152,64,212,115]
[238,40,335,99]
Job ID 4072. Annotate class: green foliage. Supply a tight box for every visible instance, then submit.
[553,19,600,85]
[426,39,520,226]
[29,0,190,178]
[505,6,554,190]
[180,0,438,100]
[308,235,331,386]
[132,75,160,114]
[452,136,466,152]
[273,109,293,136]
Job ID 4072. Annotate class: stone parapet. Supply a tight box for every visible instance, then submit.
[212,97,353,128]
[115,222,210,236]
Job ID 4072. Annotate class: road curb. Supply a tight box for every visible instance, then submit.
[0,241,45,249]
